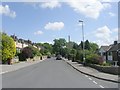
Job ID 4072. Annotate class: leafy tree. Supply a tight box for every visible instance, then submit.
[36,42,53,55]
[19,46,41,61]
[43,43,53,54]
[20,47,33,61]
[73,43,79,49]
[79,41,83,50]
[53,38,66,55]
[2,33,16,63]
[89,42,99,52]
[85,40,90,50]
[70,49,77,61]
[28,46,41,57]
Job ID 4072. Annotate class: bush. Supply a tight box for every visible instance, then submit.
[102,62,111,66]
[19,47,33,61]
[2,33,16,64]
[19,46,42,61]
[29,46,41,57]
[86,54,100,64]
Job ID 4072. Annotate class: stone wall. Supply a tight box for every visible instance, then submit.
[88,64,119,75]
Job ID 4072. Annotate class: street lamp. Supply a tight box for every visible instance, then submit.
[79,20,86,65]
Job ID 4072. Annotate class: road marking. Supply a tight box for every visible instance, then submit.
[89,78,92,80]
[85,75,88,77]
[93,81,97,84]
[0,71,9,74]
[99,85,104,88]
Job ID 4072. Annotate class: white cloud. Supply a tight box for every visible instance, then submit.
[66,0,111,19]
[40,0,61,9]
[40,41,54,44]
[112,28,118,33]
[99,0,112,2]
[99,0,119,2]
[44,22,64,31]
[34,30,43,35]
[95,26,112,38]
[108,12,116,17]
[94,26,118,46]
[0,5,16,18]
[26,1,111,19]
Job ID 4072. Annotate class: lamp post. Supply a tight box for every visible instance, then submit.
[79,20,86,65]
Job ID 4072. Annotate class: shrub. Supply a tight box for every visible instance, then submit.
[2,33,16,64]
[19,47,33,61]
[19,46,42,61]
[75,50,84,62]
[29,46,41,57]
[86,54,100,64]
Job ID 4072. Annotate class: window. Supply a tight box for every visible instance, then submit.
[108,52,112,56]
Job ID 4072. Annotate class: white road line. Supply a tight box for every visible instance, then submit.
[89,78,92,80]
[93,81,97,84]
[85,75,88,77]
[0,71,9,74]
[99,85,104,88]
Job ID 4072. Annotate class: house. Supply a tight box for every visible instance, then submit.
[98,46,111,62]
[107,42,120,65]
[11,35,41,51]
[99,41,120,66]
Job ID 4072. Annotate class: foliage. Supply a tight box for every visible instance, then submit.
[86,54,100,64]
[20,47,33,61]
[19,46,41,61]
[85,40,90,50]
[101,62,111,66]
[89,42,99,52]
[37,42,53,55]
[53,38,66,55]
[2,33,16,63]
[29,46,41,57]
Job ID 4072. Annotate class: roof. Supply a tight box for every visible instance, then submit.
[100,46,111,51]
[108,43,120,52]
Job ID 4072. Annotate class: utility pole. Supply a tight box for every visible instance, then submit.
[79,20,86,65]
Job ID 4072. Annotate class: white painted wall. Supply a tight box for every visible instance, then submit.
[108,56,113,61]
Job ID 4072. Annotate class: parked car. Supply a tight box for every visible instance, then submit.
[56,55,62,60]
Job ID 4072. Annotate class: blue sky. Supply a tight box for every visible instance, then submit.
[1,0,119,46]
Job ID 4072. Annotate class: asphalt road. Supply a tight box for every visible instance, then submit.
[2,57,118,88]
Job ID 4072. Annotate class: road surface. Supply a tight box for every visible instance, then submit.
[2,57,118,88]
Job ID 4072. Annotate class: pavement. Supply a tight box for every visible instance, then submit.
[2,58,118,88]
[0,58,46,74]
[63,58,119,83]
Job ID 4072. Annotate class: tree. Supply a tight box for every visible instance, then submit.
[70,49,77,61]
[28,46,41,57]
[90,42,99,52]
[36,42,53,55]
[53,38,66,55]
[43,43,53,54]
[19,46,41,61]
[85,40,90,50]
[19,47,33,61]
[73,43,79,49]
[2,33,16,64]
[79,41,83,50]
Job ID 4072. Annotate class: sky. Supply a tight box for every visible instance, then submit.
[0,0,119,46]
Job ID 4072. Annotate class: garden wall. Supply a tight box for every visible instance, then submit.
[88,64,119,75]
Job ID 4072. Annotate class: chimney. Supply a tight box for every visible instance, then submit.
[114,41,117,45]
[68,35,70,43]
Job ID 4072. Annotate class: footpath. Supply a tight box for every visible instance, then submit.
[63,58,119,83]
[0,58,47,74]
